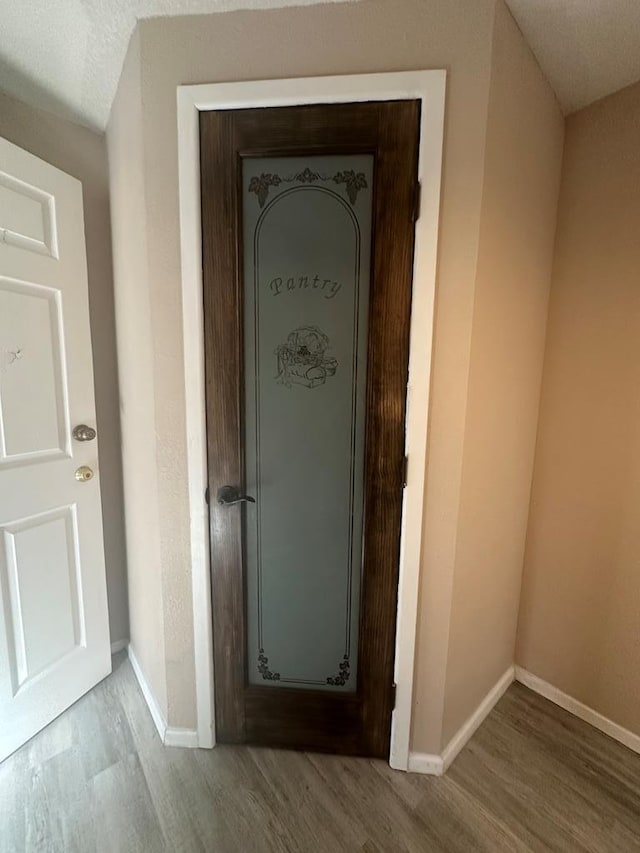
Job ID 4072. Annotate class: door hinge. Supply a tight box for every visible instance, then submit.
[391,682,397,709]
[413,181,422,222]
[402,455,408,488]
[205,486,210,506]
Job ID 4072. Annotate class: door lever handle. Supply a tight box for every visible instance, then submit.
[217,485,256,506]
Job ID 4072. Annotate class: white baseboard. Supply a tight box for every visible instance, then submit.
[407,752,444,776]
[127,644,167,742]
[408,665,515,776]
[514,666,640,756]
[165,727,200,748]
[127,644,199,749]
[110,639,128,654]
[441,665,515,772]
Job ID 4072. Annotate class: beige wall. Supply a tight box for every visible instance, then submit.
[135,0,497,738]
[107,29,168,716]
[0,90,129,645]
[441,1,564,744]
[108,0,562,748]
[516,80,640,736]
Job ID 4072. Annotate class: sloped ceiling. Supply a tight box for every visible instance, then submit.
[0,0,356,131]
[1,1,640,131]
[505,0,640,114]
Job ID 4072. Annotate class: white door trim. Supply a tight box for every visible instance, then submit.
[176,71,446,766]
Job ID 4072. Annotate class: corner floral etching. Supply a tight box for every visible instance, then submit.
[248,173,282,208]
[333,170,368,205]
[257,648,281,681]
[327,655,351,686]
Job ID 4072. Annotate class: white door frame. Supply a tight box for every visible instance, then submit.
[176,71,446,769]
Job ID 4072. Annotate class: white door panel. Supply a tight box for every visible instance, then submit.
[0,277,71,464]
[0,167,58,257]
[0,137,111,762]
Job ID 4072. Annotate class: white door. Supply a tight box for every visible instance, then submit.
[0,137,111,761]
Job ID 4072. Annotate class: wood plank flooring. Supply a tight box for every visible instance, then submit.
[1,652,639,852]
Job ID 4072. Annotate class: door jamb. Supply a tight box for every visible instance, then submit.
[176,71,446,769]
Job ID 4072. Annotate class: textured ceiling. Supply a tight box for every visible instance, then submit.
[1,1,640,131]
[505,0,640,114]
[0,0,355,131]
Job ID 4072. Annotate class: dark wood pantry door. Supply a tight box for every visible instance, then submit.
[201,101,420,758]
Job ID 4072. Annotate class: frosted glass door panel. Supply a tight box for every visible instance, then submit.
[243,155,373,691]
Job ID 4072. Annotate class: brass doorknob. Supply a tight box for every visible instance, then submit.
[75,466,94,482]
